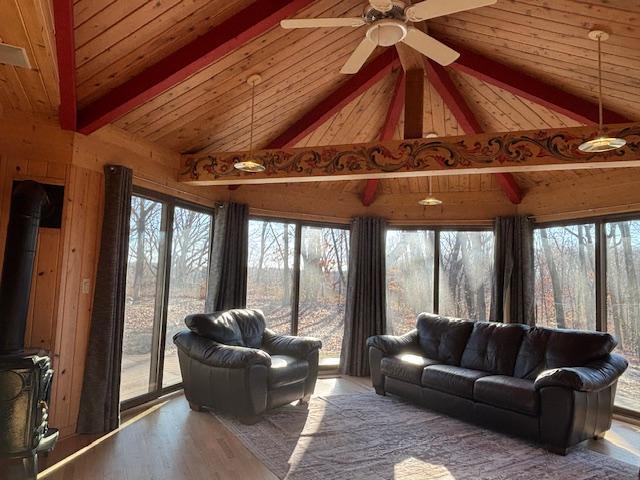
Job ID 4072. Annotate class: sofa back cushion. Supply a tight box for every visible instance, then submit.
[416,313,474,365]
[185,309,266,348]
[460,322,527,375]
[513,327,551,379]
[544,328,616,369]
[513,326,617,379]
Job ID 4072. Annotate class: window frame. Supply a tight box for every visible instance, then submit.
[534,211,640,420]
[121,187,214,411]
[248,215,350,369]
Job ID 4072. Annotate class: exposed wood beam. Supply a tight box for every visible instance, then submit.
[180,124,640,185]
[362,72,406,207]
[76,0,316,135]
[425,60,524,204]
[445,42,631,125]
[266,50,401,150]
[404,69,425,140]
[52,0,76,131]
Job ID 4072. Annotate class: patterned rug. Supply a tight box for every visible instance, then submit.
[215,392,638,480]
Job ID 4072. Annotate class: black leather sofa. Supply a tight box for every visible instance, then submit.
[174,309,322,423]
[368,313,628,454]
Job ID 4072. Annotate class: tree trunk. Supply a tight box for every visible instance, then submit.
[540,228,566,328]
[132,202,147,301]
[282,224,291,305]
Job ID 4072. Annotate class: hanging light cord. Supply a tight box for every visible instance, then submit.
[597,34,604,134]
[428,176,433,196]
[249,80,256,155]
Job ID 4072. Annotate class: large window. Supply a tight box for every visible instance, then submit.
[121,191,213,406]
[439,230,494,320]
[605,220,640,413]
[386,230,435,335]
[246,219,349,364]
[534,224,596,330]
[534,218,640,415]
[385,228,494,333]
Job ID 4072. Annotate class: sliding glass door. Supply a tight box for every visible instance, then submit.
[121,190,213,407]
[246,218,349,366]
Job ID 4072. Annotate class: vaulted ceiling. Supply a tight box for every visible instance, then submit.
[1,0,639,204]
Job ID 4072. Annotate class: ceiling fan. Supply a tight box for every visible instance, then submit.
[281,0,496,74]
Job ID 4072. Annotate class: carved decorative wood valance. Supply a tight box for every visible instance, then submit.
[179,124,640,185]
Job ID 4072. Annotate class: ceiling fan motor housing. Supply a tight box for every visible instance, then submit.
[364,1,407,23]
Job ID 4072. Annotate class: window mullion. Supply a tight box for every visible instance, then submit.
[595,221,607,333]
[291,222,302,336]
[433,228,440,314]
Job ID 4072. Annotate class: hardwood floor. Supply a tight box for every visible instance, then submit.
[6,376,637,480]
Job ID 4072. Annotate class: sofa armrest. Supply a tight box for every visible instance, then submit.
[261,329,322,358]
[173,331,271,368]
[366,329,418,356]
[534,353,628,392]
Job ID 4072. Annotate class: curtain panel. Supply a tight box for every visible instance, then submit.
[205,202,249,312]
[490,216,535,325]
[77,165,132,434]
[340,217,387,376]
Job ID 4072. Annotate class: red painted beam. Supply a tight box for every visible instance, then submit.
[267,50,400,149]
[362,71,405,207]
[426,60,524,205]
[52,0,77,131]
[77,0,316,134]
[445,42,631,125]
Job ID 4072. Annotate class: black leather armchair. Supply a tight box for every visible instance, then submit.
[173,309,321,423]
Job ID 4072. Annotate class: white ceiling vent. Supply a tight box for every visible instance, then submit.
[0,43,31,69]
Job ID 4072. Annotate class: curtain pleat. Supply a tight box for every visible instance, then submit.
[77,165,132,434]
[340,217,387,376]
[205,202,249,312]
[490,216,535,325]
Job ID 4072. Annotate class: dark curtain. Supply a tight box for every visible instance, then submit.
[340,217,387,376]
[205,202,249,311]
[77,165,132,434]
[490,216,535,325]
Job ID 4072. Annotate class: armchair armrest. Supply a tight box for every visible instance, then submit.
[262,329,322,358]
[173,331,271,368]
[366,329,419,356]
[534,353,628,392]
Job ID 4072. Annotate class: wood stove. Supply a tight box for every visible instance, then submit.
[0,181,59,479]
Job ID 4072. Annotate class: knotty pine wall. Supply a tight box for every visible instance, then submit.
[0,111,227,438]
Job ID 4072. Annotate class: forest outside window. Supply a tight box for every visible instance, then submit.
[534,218,640,415]
[246,218,349,366]
[121,190,213,407]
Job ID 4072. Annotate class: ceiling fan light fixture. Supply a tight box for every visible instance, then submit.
[418,196,443,206]
[578,29,626,154]
[233,159,266,173]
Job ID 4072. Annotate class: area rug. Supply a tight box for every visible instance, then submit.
[214,392,638,480]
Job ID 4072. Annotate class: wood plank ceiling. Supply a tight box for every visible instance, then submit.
[1,0,639,197]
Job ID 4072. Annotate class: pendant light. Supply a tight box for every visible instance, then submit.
[578,30,626,153]
[418,176,443,206]
[234,74,266,173]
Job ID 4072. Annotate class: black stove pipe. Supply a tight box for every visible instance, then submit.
[0,181,49,354]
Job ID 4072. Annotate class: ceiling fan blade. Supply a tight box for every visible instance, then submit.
[401,28,460,66]
[369,0,394,12]
[281,18,365,29]
[341,38,377,74]
[405,0,497,21]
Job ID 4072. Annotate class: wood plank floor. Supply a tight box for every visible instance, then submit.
[6,376,639,479]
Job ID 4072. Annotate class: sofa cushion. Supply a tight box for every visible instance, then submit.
[185,309,266,348]
[475,375,539,416]
[381,354,440,385]
[460,322,527,376]
[269,355,308,388]
[421,365,490,399]
[545,328,616,369]
[513,327,551,379]
[416,314,474,366]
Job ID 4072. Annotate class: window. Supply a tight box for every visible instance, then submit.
[605,220,640,413]
[439,230,494,320]
[121,191,213,406]
[246,219,349,365]
[386,230,435,335]
[534,224,596,330]
[385,228,493,333]
[247,220,295,336]
[298,226,349,361]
